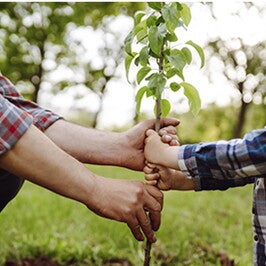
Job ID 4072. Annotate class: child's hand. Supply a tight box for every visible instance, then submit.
[144,163,195,191]
[144,163,174,190]
[144,129,180,170]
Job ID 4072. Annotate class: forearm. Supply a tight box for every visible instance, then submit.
[0,124,162,243]
[0,124,98,206]
[45,119,126,166]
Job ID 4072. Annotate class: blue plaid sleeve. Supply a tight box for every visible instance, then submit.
[178,128,266,191]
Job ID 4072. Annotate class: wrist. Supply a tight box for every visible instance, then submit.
[163,146,179,170]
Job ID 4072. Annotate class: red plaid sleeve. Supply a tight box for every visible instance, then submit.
[0,75,62,155]
[0,95,33,155]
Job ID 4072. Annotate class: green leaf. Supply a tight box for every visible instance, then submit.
[124,31,133,55]
[162,4,180,33]
[139,46,149,66]
[135,86,147,113]
[147,73,166,96]
[166,68,184,80]
[148,24,167,56]
[125,54,134,82]
[147,2,162,11]
[134,20,148,44]
[166,32,178,42]
[176,70,185,81]
[134,11,145,25]
[137,66,151,84]
[180,82,201,116]
[148,26,162,56]
[170,82,181,92]
[181,47,192,64]
[147,15,157,27]
[166,68,176,79]
[153,98,171,117]
[180,3,191,26]
[186,40,205,68]
[161,98,171,117]
[134,56,140,66]
[166,50,186,72]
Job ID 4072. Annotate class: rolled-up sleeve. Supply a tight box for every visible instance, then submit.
[0,76,62,132]
[0,95,33,155]
[0,75,63,155]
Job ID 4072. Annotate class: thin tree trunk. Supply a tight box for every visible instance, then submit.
[233,99,249,138]
[32,44,45,103]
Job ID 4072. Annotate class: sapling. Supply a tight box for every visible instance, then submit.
[124,2,205,265]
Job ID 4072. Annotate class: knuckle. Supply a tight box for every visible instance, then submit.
[142,219,151,229]
[153,202,162,212]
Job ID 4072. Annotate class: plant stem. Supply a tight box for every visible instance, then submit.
[155,95,162,132]
[144,240,152,266]
[143,50,164,266]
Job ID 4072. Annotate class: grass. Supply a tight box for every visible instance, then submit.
[0,165,254,265]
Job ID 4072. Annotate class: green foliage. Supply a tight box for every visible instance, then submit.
[0,2,145,102]
[124,2,205,117]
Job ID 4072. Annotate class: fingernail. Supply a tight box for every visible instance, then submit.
[164,135,171,141]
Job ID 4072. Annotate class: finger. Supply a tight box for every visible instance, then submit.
[159,126,177,136]
[127,220,144,242]
[146,162,157,168]
[144,185,163,231]
[145,173,159,181]
[170,139,180,146]
[137,210,157,243]
[161,134,173,143]
[145,180,158,186]
[160,118,180,128]
[148,209,162,231]
[143,165,155,174]
[145,184,164,207]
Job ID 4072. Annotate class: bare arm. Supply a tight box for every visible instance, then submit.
[45,119,124,166]
[0,125,163,243]
[45,118,180,171]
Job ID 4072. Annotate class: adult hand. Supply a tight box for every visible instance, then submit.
[88,176,163,243]
[121,118,180,171]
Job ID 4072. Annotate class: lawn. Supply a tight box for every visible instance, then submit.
[0,165,254,265]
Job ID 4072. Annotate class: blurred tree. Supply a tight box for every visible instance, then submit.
[205,3,266,138]
[207,39,266,138]
[0,2,144,103]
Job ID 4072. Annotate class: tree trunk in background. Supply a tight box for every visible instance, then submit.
[32,44,45,103]
[233,99,249,138]
[91,76,111,128]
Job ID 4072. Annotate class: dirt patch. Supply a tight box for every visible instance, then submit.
[197,245,235,266]
[4,255,61,266]
[4,256,133,266]
[102,258,133,266]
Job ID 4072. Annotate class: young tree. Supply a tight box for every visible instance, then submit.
[124,2,205,265]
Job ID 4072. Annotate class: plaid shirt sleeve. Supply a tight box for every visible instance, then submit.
[0,75,62,155]
[178,128,266,191]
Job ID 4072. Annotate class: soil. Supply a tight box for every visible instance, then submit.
[3,253,233,266]
[3,255,133,266]
[4,255,61,266]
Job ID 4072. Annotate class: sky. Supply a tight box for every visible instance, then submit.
[39,1,266,129]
